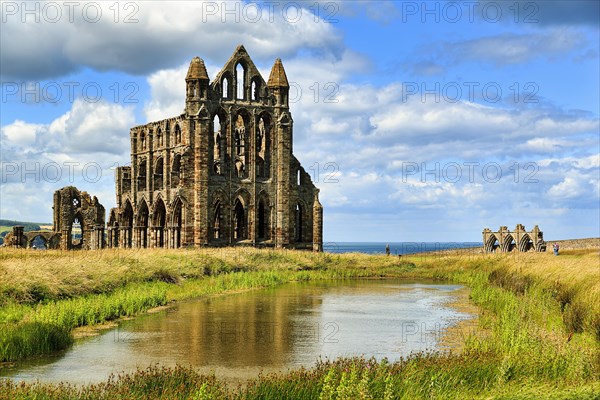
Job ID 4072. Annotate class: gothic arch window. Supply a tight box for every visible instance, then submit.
[222,76,230,99]
[235,115,245,156]
[251,77,260,101]
[213,114,223,175]
[156,128,162,147]
[256,114,270,179]
[154,158,164,190]
[140,131,146,151]
[174,124,182,144]
[236,63,246,100]
[138,159,147,191]
[171,154,181,186]
[234,115,246,178]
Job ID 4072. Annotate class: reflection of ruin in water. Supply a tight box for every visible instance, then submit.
[2,280,475,385]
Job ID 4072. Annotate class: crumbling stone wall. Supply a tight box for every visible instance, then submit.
[53,186,105,250]
[4,186,105,250]
[109,45,323,251]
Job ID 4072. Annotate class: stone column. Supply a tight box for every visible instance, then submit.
[12,226,24,248]
[312,195,323,252]
[275,115,292,248]
[193,113,211,246]
[61,228,70,250]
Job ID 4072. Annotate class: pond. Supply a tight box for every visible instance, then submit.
[1,279,476,385]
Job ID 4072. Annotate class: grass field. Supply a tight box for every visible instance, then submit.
[0,246,599,399]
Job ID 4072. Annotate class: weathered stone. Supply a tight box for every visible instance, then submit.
[108,45,323,250]
[4,187,105,250]
[482,224,546,253]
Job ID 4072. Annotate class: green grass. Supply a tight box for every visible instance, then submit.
[0,247,599,398]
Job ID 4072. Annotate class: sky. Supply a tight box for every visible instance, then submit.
[1,0,599,242]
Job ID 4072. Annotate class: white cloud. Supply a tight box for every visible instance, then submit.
[547,175,586,199]
[1,120,45,148]
[1,1,343,80]
[2,99,134,171]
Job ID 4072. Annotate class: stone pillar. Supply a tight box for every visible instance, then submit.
[275,114,292,248]
[193,113,211,246]
[312,195,323,252]
[61,228,70,250]
[12,226,24,248]
[98,225,105,249]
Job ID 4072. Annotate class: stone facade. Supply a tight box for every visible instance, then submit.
[107,45,323,251]
[482,224,546,253]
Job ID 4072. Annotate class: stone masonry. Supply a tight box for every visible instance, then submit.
[4,186,105,250]
[482,224,546,253]
[107,45,323,251]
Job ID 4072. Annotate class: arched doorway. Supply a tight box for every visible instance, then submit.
[71,213,83,249]
[233,199,246,241]
[123,200,134,248]
[153,199,166,248]
[138,201,149,248]
[172,199,183,248]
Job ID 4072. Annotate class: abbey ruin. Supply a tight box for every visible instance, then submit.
[5,46,323,251]
[4,186,105,250]
[106,45,323,250]
[482,225,546,253]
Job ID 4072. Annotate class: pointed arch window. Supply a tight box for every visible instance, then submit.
[236,63,246,100]
[174,124,182,144]
[222,76,230,99]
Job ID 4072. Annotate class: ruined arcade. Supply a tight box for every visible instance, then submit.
[107,45,323,250]
[482,224,546,253]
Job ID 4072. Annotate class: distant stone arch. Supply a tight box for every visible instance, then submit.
[482,225,546,253]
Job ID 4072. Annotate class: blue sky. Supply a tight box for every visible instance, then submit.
[1,0,599,242]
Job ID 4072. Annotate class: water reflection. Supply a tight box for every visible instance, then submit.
[1,280,473,384]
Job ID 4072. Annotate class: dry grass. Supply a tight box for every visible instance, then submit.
[0,247,408,304]
[0,246,599,398]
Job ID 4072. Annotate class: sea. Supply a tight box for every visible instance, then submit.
[324,242,482,255]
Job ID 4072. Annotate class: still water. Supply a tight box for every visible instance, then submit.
[2,280,474,385]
